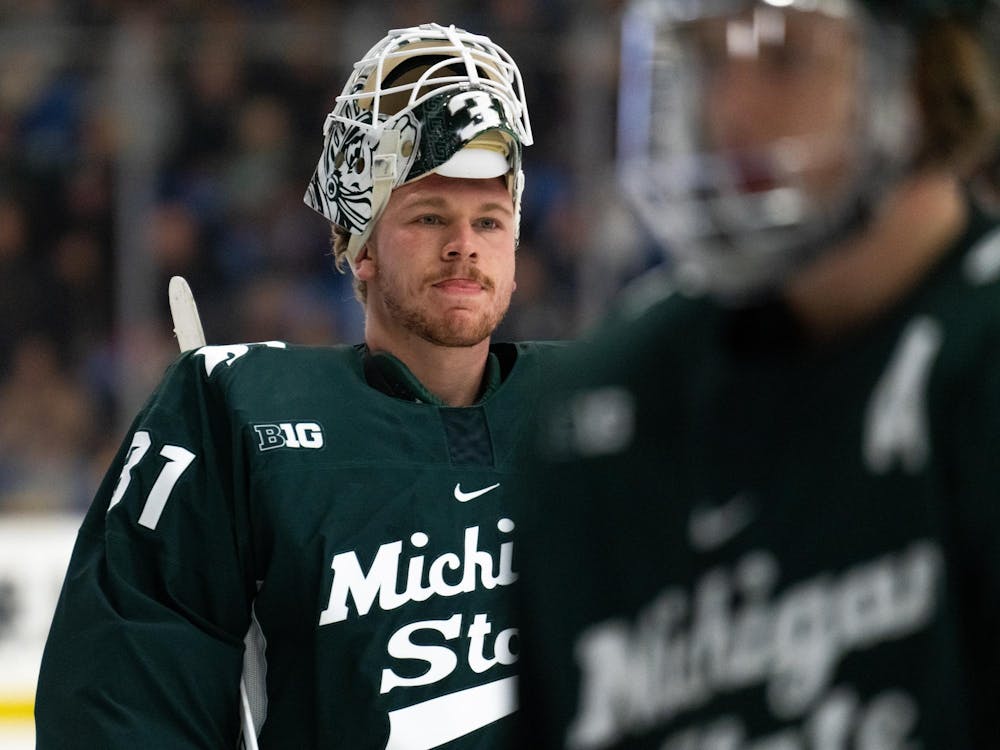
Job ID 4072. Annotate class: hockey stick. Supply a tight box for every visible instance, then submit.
[167,276,260,750]
[168,275,206,352]
[238,681,259,750]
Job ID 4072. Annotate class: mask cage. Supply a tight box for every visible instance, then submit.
[618,0,915,301]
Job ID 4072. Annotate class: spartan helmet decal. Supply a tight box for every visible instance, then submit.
[312,89,420,236]
[304,23,533,269]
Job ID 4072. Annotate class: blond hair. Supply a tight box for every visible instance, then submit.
[331,225,367,304]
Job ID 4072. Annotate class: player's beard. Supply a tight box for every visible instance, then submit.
[381,266,512,347]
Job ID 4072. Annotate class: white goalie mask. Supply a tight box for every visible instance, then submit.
[618,0,918,302]
[304,23,533,269]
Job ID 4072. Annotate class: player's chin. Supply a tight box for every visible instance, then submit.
[430,311,502,347]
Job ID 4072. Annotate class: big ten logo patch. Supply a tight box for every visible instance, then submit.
[253,422,325,451]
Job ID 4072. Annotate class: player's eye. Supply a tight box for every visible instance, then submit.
[477,217,501,231]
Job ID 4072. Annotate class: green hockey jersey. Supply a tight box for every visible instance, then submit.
[514,203,1000,749]
[36,341,559,749]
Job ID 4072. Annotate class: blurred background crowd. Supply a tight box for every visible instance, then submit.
[0,0,664,516]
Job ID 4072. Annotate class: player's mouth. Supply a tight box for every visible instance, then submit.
[434,279,483,293]
[431,270,493,294]
[729,155,779,194]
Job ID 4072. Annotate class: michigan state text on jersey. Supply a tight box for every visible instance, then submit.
[37,340,559,748]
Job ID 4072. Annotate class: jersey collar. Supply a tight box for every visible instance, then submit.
[361,346,502,405]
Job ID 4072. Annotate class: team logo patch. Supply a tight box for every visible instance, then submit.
[253,422,325,451]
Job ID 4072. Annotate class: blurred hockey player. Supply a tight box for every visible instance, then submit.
[514,1,1000,747]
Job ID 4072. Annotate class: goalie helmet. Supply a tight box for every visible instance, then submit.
[618,0,921,302]
[304,23,533,269]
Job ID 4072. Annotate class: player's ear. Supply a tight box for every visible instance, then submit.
[354,243,376,282]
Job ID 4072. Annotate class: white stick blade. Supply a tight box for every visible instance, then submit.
[168,275,207,352]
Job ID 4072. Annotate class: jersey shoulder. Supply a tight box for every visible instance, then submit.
[947,213,1000,301]
[915,212,1000,348]
[180,341,359,386]
[181,341,358,378]
[155,342,363,418]
[553,268,710,391]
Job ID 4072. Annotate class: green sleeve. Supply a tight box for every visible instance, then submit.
[35,351,254,748]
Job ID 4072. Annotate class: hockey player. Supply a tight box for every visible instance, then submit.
[514,0,1000,747]
[36,23,552,749]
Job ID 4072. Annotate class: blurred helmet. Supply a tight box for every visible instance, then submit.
[618,0,920,301]
[304,23,533,268]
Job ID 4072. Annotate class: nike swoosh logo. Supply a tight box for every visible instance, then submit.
[453,482,501,502]
[385,676,516,750]
[688,493,755,552]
